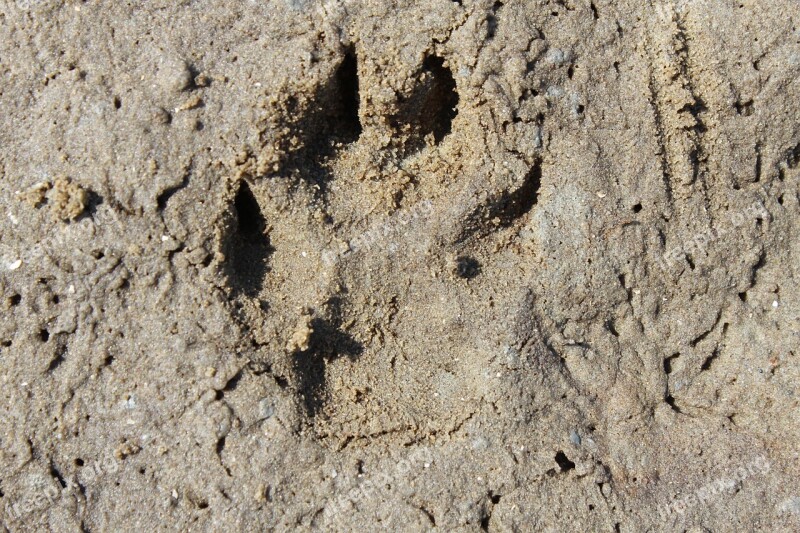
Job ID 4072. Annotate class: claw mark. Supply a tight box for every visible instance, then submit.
[488,160,541,227]
[395,54,459,153]
[333,47,362,141]
[460,160,542,242]
[278,46,363,193]
[293,304,364,419]
[226,181,273,296]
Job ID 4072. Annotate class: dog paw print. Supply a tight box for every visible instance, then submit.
[217,39,547,445]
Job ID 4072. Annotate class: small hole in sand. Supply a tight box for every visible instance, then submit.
[555,451,575,472]
[334,47,362,141]
[455,256,481,279]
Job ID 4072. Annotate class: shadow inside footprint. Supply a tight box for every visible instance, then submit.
[293,317,364,419]
[394,54,459,154]
[455,161,542,244]
[282,47,362,194]
[333,49,362,140]
[226,181,273,296]
[489,160,541,226]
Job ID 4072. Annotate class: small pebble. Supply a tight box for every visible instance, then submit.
[779,496,800,515]
[217,418,232,438]
[124,396,136,409]
[545,48,571,65]
[159,57,193,93]
[194,73,211,87]
[259,398,275,420]
[472,437,490,451]
[504,345,520,365]
[175,94,203,112]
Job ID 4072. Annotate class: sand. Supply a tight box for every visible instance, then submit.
[1,0,799,530]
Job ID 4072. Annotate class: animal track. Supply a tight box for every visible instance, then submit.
[394,54,459,154]
[225,181,273,297]
[219,42,547,445]
[276,46,363,194]
[459,160,542,243]
[293,298,365,419]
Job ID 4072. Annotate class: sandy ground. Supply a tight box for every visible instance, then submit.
[1,0,799,531]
